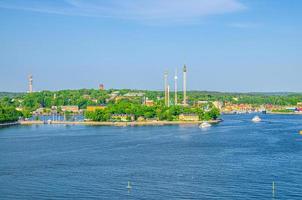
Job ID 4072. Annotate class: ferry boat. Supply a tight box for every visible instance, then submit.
[199,122,212,129]
[252,116,261,122]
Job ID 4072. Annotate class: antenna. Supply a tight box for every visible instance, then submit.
[183,65,187,105]
[28,75,33,93]
[164,71,168,106]
[174,68,178,105]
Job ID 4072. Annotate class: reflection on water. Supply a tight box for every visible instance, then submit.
[0,114,302,199]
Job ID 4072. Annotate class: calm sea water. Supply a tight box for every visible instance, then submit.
[0,114,302,199]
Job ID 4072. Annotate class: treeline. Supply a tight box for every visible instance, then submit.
[0,92,24,98]
[85,99,220,122]
[1,89,302,114]
[0,89,109,111]
[0,105,20,123]
[114,90,302,106]
[186,91,302,106]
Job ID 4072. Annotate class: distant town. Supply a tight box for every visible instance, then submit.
[1,65,302,125]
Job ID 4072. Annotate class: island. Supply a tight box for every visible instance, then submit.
[1,89,302,127]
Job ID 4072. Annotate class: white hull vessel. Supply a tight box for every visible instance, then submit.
[252,116,261,122]
[199,122,212,128]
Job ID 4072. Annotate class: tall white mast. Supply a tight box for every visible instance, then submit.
[183,65,187,105]
[174,69,178,105]
[28,75,33,93]
[167,85,170,107]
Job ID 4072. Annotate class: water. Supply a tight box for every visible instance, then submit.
[0,114,302,199]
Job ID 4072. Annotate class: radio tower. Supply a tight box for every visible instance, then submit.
[167,84,170,107]
[164,71,168,106]
[28,75,33,93]
[174,69,178,105]
[183,65,187,105]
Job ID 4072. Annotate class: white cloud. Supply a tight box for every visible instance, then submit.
[0,0,246,22]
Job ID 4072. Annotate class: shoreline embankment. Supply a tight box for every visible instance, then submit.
[20,120,222,127]
[267,112,302,115]
[0,121,20,127]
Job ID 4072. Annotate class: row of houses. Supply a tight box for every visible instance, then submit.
[32,106,81,115]
[87,113,200,122]
[113,114,200,122]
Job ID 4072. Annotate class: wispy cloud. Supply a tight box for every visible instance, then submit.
[228,22,260,29]
[0,0,246,23]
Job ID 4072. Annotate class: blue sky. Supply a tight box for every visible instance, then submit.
[0,0,301,92]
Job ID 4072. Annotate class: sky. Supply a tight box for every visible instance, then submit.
[0,0,301,92]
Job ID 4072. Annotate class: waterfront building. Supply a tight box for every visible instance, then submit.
[16,107,23,111]
[83,95,91,100]
[137,116,145,122]
[61,106,79,113]
[115,93,144,103]
[124,92,145,97]
[179,114,199,121]
[286,107,297,112]
[145,99,154,107]
[106,91,119,102]
[32,108,44,115]
[86,105,106,112]
[222,103,256,113]
[197,101,209,106]
[111,114,135,122]
[212,101,223,110]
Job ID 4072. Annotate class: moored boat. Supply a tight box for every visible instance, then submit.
[252,116,261,122]
[199,122,212,128]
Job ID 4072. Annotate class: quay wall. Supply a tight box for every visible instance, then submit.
[20,120,222,126]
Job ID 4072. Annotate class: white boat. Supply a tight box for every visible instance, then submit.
[252,116,261,122]
[199,122,212,128]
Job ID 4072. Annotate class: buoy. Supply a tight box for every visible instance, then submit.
[272,181,275,198]
[299,131,302,135]
[127,181,132,190]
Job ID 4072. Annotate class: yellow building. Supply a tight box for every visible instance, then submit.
[111,114,135,122]
[212,101,223,110]
[137,116,145,122]
[179,114,199,121]
[86,105,106,112]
